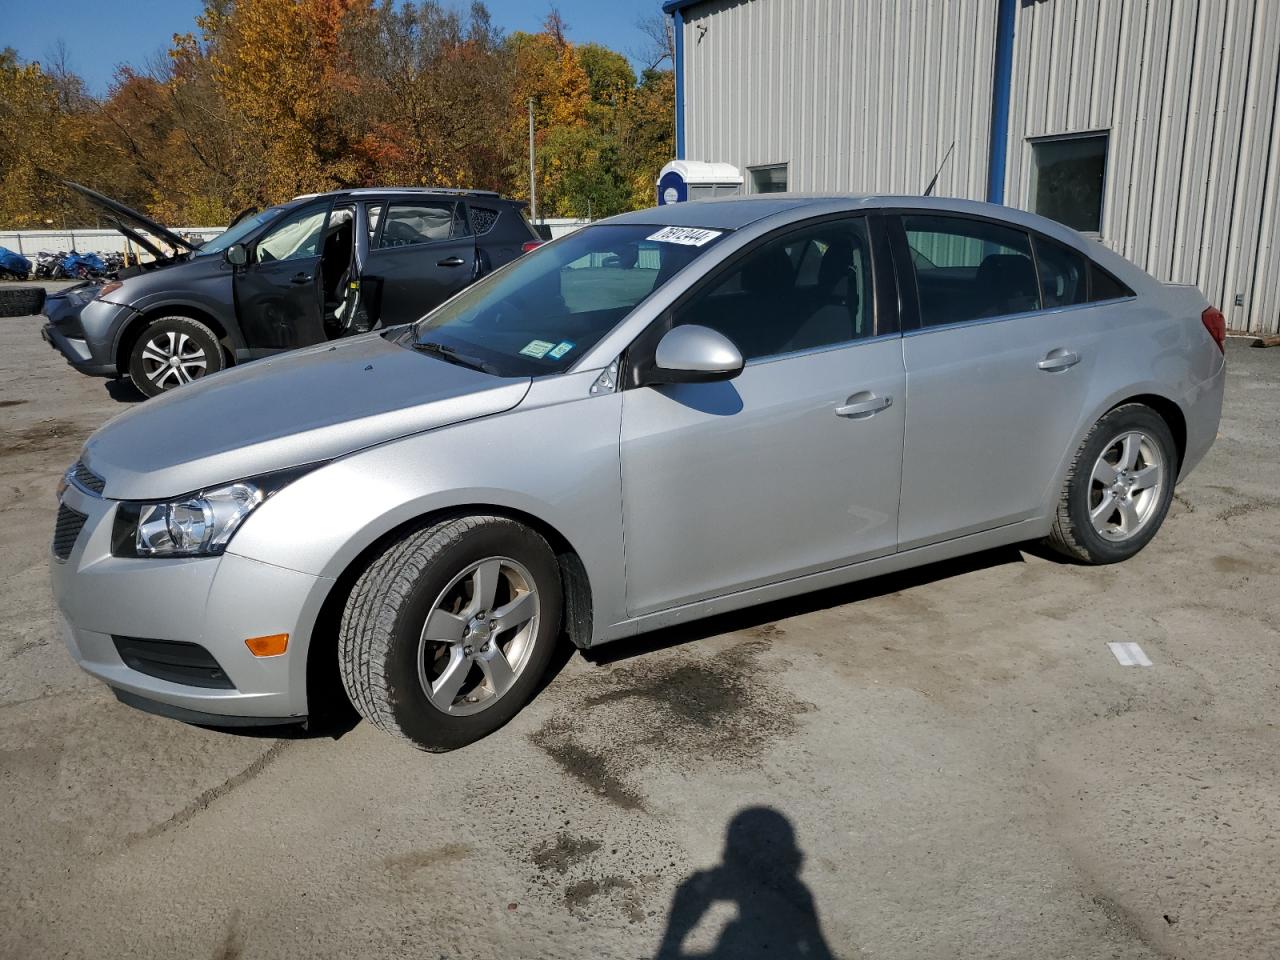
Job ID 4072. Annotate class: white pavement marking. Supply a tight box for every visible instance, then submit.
[1108,641,1153,667]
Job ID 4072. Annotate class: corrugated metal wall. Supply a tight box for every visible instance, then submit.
[1007,0,1280,333]
[680,0,1280,333]
[681,0,998,203]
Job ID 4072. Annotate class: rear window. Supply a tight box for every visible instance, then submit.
[1088,262,1134,301]
[1033,235,1088,308]
[903,214,1040,325]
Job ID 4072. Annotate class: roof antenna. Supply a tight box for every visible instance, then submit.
[923,141,956,197]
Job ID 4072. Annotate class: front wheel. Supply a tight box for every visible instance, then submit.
[1045,403,1177,564]
[338,516,563,751]
[128,316,224,398]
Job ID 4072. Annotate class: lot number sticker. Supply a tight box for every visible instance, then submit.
[519,340,555,358]
[646,226,722,247]
[548,341,575,359]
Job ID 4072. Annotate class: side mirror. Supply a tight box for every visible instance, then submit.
[225,243,248,267]
[648,324,744,385]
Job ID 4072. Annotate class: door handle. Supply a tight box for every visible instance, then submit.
[437,257,467,267]
[1037,349,1080,372]
[290,272,313,284]
[835,392,893,419]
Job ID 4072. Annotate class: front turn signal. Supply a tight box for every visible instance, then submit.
[245,633,289,657]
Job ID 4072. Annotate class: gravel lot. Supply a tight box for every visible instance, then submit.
[2,289,1278,959]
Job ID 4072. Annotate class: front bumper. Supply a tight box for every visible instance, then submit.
[41,294,132,377]
[50,482,334,721]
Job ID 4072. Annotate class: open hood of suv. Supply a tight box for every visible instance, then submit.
[63,179,199,256]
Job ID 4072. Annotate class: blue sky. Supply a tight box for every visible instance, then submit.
[3,0,666,96]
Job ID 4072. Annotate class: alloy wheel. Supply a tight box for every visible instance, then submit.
[1088,430,1165,542]
[139,330,209,390]
[417,556,540,717]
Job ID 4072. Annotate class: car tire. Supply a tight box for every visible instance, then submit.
[338,516,563,752]
[127,316,224,398]
[0,286,45,317]
[1045,403,1177,564]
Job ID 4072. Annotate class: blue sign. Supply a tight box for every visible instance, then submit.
[657,170,689,205]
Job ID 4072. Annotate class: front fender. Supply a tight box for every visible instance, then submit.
[226,379,626,642]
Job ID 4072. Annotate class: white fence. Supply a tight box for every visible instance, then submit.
[0,227,223,258]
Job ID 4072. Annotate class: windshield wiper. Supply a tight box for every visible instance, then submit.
[410,340,497,375]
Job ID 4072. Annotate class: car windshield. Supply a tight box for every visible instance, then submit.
[401,222,727,377]
[195,206,285,256]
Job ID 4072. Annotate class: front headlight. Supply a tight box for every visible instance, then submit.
[111,466,316,558]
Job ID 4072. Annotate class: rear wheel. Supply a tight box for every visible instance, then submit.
[127,316,223,398]
[1046,403,1177,564]
[338,516,563,751]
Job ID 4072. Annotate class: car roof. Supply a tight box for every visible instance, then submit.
[290,187,508,202]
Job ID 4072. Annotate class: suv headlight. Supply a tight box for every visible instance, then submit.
[111,466,316,558]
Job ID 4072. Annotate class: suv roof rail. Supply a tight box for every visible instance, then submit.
[346,187,503,198]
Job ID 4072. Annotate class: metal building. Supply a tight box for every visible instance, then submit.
[663,0,1280,334]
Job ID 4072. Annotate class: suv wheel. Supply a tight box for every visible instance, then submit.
[128,316,224,398]
[1046,403,1177,564]
[338,516,563,751]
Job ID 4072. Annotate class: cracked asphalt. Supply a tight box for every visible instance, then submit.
[2,291,1278,959]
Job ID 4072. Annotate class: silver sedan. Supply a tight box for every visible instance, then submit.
[50,195,1226,750]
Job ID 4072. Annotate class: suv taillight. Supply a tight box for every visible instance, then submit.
[521,240,544,254]
[1201,306,1226,353]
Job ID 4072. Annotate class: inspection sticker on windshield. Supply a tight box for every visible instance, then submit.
[646,226,722,247]
[547,341,575,360]
[519,340,556,358]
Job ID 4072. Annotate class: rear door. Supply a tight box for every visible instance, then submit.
[234,200,332,351]
[892,212,1106,549]
[363,197,476,323]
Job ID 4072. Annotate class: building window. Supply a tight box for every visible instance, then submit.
[1029,133,1108,234]
[748,163,788,194]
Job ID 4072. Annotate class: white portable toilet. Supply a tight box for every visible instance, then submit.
[656,160,744,205]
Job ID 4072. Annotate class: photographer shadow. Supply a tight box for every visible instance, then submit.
[655,806,835,960]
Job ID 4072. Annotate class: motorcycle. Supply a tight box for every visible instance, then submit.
[55,250,109,280]
[33,250,62,279]
[0,246,32,280]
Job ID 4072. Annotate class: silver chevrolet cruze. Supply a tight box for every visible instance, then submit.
[51,196,1226,750]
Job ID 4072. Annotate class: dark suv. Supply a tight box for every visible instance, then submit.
[41,182,539,396]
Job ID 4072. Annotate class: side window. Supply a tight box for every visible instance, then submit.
[1088,262,1134,301]
[674,217,874,361]
[470,205,499,235]
[1033,235,1088,307]
[452,204,472,237]
[378,202,458,248]
[903,214,1040,326]
[255,204,328,263]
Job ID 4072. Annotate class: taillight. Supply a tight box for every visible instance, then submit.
[521,240,544,254]
[1201,306,1226,353]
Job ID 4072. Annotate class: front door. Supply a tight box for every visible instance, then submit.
[619,215,905,617]
[235,200,331,351]
[363,199,477,324]
[891,213,1103,548]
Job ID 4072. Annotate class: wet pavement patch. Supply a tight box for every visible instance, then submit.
[529,636,812,814]
[530,832,602,875]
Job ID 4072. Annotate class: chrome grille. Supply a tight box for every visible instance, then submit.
[52,504,88,560]
[69,460,105,495]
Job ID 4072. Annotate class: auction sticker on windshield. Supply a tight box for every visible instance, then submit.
[646,226,722,247]
[547,341,575,359]
[519,340,556,358]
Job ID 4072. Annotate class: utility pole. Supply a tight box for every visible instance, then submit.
[527,98,537,224]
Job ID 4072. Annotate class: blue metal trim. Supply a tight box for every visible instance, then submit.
[986,0,1017,204]
[674,8,686,159]
[661,0,703,12]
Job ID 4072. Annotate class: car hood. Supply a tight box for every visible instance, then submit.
[81,332,532,500]
[63,179,198,256]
